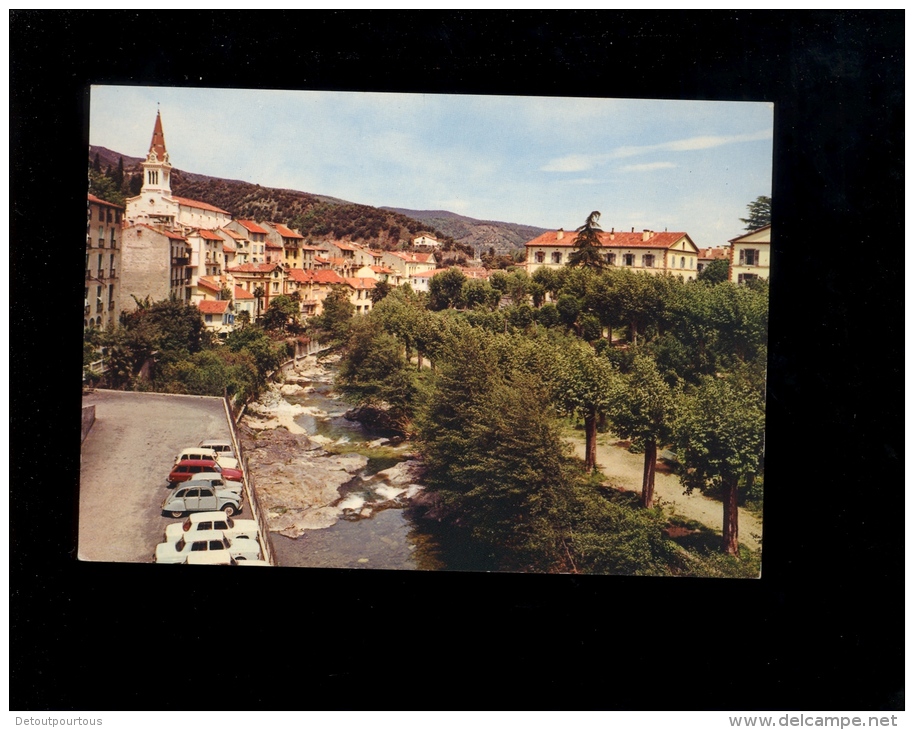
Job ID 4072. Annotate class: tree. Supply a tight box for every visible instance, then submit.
[740,195,771,231]
[252,286,265,320]
[551,339,620,473]
[609,356,678,508]
[428,267,467,310]
[568,211,605,270]
[675,376,765,556]
[417,331,580,567]
[370,280,393,304]
[261,294,300,334]
[312,287,354,343]
[697,258,729,284]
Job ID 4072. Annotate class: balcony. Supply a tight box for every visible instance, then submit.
[108,301,115,311]
[172,257,190,266]
[97,269,105,279]
[98,238,105,248]
[109,269,117,278]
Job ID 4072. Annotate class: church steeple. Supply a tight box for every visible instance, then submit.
[141,110,172,196]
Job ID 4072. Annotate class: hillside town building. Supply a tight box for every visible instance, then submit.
[728,224,771,284]
[86,194,123,330]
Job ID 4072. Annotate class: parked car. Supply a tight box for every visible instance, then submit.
[199,439,236,460]
[161,484,242,518]
[174,447,239,470]
[154,530,261,564]
[164,511,259,544]
[167,459,243,486]
[182,474,243,496]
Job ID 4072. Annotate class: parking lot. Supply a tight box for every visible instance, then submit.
[78,389,239,563]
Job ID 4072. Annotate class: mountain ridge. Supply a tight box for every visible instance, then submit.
[89,145,545,256]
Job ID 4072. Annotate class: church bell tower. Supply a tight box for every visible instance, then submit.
[141,110,173,196]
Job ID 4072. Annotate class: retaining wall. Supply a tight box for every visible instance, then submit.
[81,405,96,444]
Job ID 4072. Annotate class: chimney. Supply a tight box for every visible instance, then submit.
[631,227,635,233]
[610,227,615,241]
[642,229,652,242]
[556,228,564,240]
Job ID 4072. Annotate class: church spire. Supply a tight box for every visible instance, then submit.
[141,109,172,196]
[147,110,168,163]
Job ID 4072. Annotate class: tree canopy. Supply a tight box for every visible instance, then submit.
[568,211,605,270]
[740,195,772,231]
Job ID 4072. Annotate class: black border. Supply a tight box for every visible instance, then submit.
[11,11,904,710]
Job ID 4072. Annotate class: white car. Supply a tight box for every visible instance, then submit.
[174,447,239,470]
[154,530,262,564]
[199,439,236,460]
[165,511,259,544]
[182,473,243,496]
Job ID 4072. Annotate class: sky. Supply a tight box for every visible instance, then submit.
[89,85,773,249]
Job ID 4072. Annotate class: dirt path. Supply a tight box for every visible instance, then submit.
[567,432,762,551]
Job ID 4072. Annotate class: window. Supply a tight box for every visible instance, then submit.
[551,251,562,264]
[680,256,686,269]
[739,248,759,266]
[535,251,545,263]
[607,253,617,265]
[624,254,634,267]
[643,254,654,268]
[737,273,759,285]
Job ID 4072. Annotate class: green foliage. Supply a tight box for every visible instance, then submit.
[370,280,393,304]
[739,195,772,231]
[568,211,605,270]
[611,355,677,442]
[535,303,560,328]
[311,287,355,343]
[337,317,425,433]
[260,294,301,334]
[461,279,500,310]
[697,258,729,284]
[428,267,467,310]
[88,168,126,207]
[674,375,765,497]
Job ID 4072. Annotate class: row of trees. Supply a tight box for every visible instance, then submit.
[84,297,289,404]
[332,243,767,566]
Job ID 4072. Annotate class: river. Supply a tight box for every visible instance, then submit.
[241,355,456,571]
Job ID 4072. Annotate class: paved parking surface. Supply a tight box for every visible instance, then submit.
[79,389,236,563]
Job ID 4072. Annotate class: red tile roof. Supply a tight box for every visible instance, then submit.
[222,242,236,254]
[234,286,255,300]
[219,227,246,240]
[345,277,376,290]
[314,256,330,264]
[197,277,222,293]
[172,196,231,215]
[271,223,304,239]
[698,247,730,260]
[525,229,691,250]
[266,240,283,249]
[370,265,395,274]
[197,300,229,314]
[236,219,268,235]
[189,228,224,241]
[287,268,345,285]
[87,193,123,209]
[728,224,771,244]
[226,263,283,273]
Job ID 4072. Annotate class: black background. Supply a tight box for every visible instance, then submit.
[11,11,903,710]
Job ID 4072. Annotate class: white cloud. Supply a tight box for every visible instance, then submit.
[540,154,596,172]
[611,129,772,159]
[619,162,677,173]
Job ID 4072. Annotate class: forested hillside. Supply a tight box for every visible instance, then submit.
[383,207,548,255]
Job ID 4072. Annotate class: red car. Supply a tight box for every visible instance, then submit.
[167,459,243,486]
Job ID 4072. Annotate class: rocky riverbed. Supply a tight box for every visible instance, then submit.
[238,355,427,541]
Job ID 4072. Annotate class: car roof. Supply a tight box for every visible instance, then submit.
[183,511,234,524]
[178,447,218,454]
[173,459,219,467]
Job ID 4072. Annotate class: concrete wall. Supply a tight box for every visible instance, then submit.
[81,405,96,443]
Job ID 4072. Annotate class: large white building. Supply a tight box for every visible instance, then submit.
[525,227,700,280]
